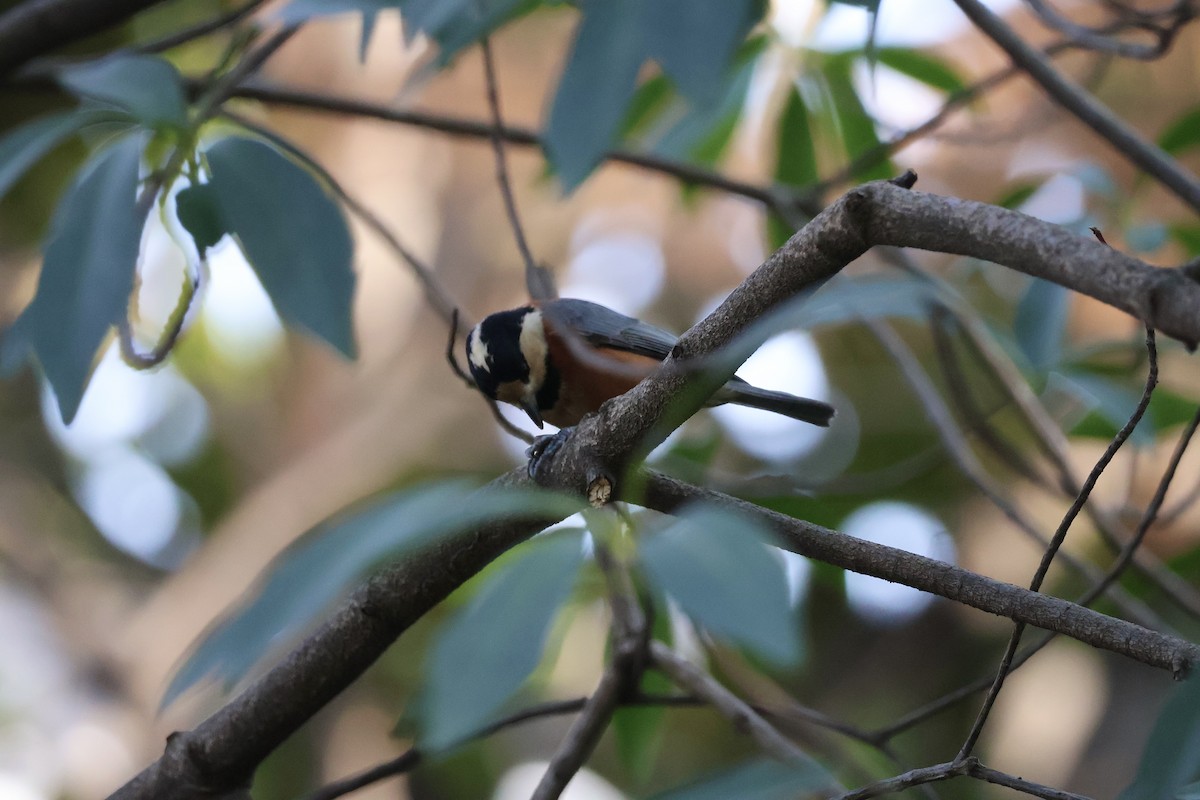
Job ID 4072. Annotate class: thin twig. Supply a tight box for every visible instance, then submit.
[864,317,1165,631]
[138,0,267,54]
[927,281,1200,618]
[532,537,645,800]
[648,641,818,768]
[957,326,1157,761]
[876,406,1200,741]
[530,665,624,800]
[479,38,554,301]
[1024,0,1194,59]
[951,0,1200,212]
[833,757,1093,800]
[1086,405,1200,603]
[224,80,796,211]
[928,307,1049,486]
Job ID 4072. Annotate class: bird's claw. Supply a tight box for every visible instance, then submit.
[527,427,574,481]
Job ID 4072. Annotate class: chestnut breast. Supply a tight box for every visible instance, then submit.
[541,320,661,427]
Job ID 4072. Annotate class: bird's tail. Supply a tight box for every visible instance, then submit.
[714,381,835,427]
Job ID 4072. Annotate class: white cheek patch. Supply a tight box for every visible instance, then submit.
[520,308,547,391]
[469,326,491,372]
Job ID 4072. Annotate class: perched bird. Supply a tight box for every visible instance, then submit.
[465,298,834,430]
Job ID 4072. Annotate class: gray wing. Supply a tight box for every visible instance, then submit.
[543,298,678,360]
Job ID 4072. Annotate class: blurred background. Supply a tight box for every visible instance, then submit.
[1,0,1200,797]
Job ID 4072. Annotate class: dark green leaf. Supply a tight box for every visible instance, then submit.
[545,0,646,190]
[875,48,966,95]
[422,0,535,66]
[824,56,891,181]
[164,480,583,705]
[56,55,187,130]
[994,182,1040,210]
[1171,224,1200,257]
[642,0,763,106]
[1014,277,1069,372]
[25,135,144,423]
[0,313,32,377]
[205,136,357,356]
[801,275,943,329]
[1060,371,1153,446]
[1119,677,1200,799]
[0,109,130,203]
[1178,781,1200,800]
[640,504,802,666]
[175,182,226,252]
[279,0,396,23]
[360,10,379,61]
[621,74,675,143]
[418,531,586,749]
[652,758,834,800]
[653,53,755,166]
[1158,107,1200,157]
[766,214,794,251]
[1126,222,1169,254]
[776,87,818,189]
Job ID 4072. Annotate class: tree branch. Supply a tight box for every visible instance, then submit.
[107,468,563,800]
[951,0,1200,213]
[109,178,1200,799]
[641,470,1200,674]
[648,641,822,769]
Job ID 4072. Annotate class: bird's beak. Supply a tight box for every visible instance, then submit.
[521,400,544,429]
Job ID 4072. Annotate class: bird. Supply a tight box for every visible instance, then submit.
[465,298,834,430]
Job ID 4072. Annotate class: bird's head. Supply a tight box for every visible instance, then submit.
[466,305,548,428]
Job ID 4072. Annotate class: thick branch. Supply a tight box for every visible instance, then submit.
[0,0,169,76]
[107,468,562,800]
[533,179,1200,500]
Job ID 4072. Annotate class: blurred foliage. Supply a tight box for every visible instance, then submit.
[1,0,1200,798]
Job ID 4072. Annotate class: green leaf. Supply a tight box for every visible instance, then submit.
[1126,222,1169,254]
[417,531,586,749]
[0,109,131,203]
[545,0,646,190]
[614,594,674,784]
[0,313,32,377]
[620,74,676,143]
[875,48,967,95]
[801,275,943,329]
[1158,107,1200,157]
[1171,224,1200,257]
[164,480,583,705]
[1014,277,1069,372]
[1059,371,1154,446]
[1177,781,1200,800]
[824,56,891,181]
[24,135,145,423]
[360,11,379,61]
[205,137,357,357]
[994,182,1040,210]
[175,182,226,252]
[652,758,834,800]
[640,504,802,666]
[641,0,763,106]
[280,0,395,23]
[652,53,756,166]
[776,87,818,189]
[56,54,187,130]
[1119,676,1200,799]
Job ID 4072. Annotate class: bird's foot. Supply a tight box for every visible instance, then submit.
[527,427,574,482]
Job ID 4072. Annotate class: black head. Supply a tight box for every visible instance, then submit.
[465,306,535,400]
